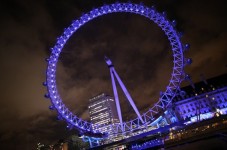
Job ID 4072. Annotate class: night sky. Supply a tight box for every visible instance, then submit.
[0,0,227,149]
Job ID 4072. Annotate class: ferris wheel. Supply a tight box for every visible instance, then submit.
[44,2,191,140]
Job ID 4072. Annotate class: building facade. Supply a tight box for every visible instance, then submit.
[88,93,119,134]
[172,73,227,123]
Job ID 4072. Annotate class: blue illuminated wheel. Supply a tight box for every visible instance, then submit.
[44,3,189,137]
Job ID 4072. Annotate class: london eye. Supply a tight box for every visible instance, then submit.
[43,2,190,144]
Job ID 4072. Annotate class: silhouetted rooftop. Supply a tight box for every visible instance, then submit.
[173,73,227,102]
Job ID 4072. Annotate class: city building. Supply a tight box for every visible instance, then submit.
[172,73,227,123]
[88,93,119,134]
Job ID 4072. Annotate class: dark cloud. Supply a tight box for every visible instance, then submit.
[0,0,226,149]
[0,0,55,118]
[0,0,65,148]
[0,112,74,149]
[176,0,227,80]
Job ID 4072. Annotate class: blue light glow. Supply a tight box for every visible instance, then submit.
[45,2,186,139]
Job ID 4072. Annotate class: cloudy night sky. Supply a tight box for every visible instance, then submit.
[0,0,227,149]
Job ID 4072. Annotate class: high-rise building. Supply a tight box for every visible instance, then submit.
[88,93,119,133]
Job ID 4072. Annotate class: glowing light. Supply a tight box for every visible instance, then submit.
[45,2,185,137]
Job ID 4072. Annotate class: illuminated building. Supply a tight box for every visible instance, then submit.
[88,93,119,133]
[128,74,227,150]
[172,73,227,123]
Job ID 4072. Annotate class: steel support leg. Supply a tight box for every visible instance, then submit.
[112,68,144,124]
[110,68,124,132]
